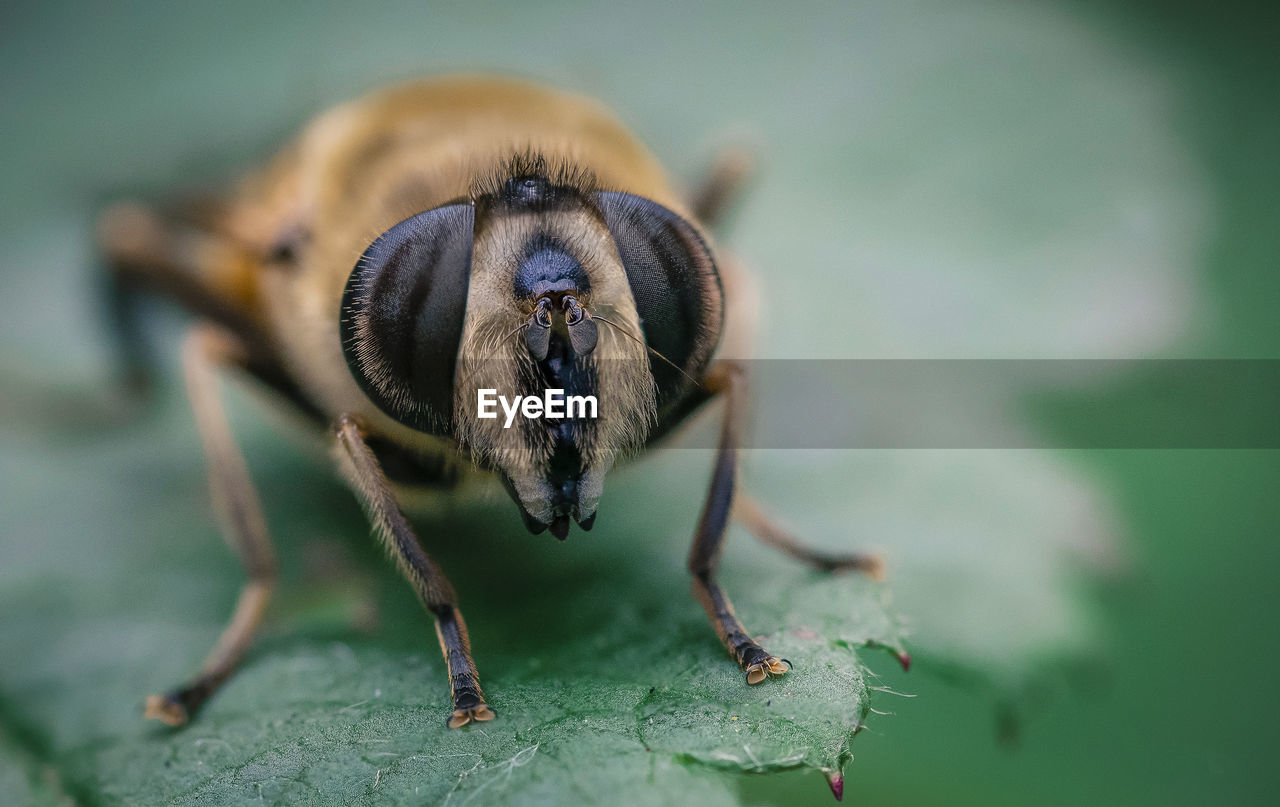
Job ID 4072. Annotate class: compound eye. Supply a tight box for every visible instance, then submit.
[593,192,722,406]
[340,204,475,434]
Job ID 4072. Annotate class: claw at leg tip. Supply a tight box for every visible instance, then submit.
[144,694,188,727]
[864,555,887,582]
[447,704,496,729]
[745,656,790,685]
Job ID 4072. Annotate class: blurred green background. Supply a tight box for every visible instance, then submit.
[1,0,1277,804]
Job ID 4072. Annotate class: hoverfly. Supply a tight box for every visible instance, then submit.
[98,76,881,729]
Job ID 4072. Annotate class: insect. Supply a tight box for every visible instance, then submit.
[98,76,883,730]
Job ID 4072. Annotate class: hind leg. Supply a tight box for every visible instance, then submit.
[144,325,278,726]
[734,493,885,579]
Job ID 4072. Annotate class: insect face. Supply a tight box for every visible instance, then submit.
[456,174,657,539]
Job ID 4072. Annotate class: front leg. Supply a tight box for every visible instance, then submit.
[688,363,790,685]
[333,416,494,728]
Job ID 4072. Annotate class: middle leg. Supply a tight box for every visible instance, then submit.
[144,325,278,726]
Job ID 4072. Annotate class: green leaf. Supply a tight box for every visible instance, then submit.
[0,387,909,804]
[0,359,1126,804]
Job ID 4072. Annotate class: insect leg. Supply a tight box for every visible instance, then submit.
[708,251,884,579]
[144,325,278,726]
[687,362,790,686]
[96,201,269,398]
[733,493,885,580]
[333,416,494,729]
[690,147,755,231]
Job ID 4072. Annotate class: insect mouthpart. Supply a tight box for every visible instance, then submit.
[515,293,604,541]
[503,444,603,542]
